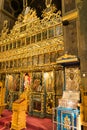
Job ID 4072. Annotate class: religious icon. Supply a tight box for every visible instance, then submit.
[32,72,42,92]
[48,27,54,38]
[44,72,53,92]
[31,35,35,43]
[65,68,81,91]
[42,30,47,40]
[24,73,31,91]
[33,79,42,92]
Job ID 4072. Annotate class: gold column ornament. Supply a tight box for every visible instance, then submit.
[0,82,6,116]
[45,0,52,8]
[23,0,25,9]
[23,0,28,10]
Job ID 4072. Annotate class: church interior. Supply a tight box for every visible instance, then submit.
[0,0,87,130]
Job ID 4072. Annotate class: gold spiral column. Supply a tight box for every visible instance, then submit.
[53,68,56,109]
[28,72,33,115]
[40,70,45,118]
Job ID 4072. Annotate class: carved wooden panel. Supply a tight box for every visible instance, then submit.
[44,53,50,64]
[37,33,41,42]
[55,70,64,95]
[27,57,32,66]
[14,59,17,68]
[21,38,25,46]
[6,61,9,68]
[18,59,21,67]
[21,58,27,67]
[13,42,16,49]
[42,30,47,40]
[48,27,54,38]
[9,43,12,49]
[26,37,30,45]
[50,52,57,63]
[6,44,9,50]
[1,62,5,69]
[17,40,21,48]
[1,45,5,52]
[32,55,38,65]
[10,60,13,68]
[38,54,44,65]
[55,25,62,36]
[31,35,36,43]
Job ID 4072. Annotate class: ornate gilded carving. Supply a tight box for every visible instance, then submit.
[0,4,64,75]
[57,53,79,64]
[45,0,52,8]
[0,81,6,115]
[1,20,9,39]
[64,116,71,129]
[46,93,53,114]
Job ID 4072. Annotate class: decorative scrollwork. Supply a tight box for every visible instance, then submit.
[1,20,9,39]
